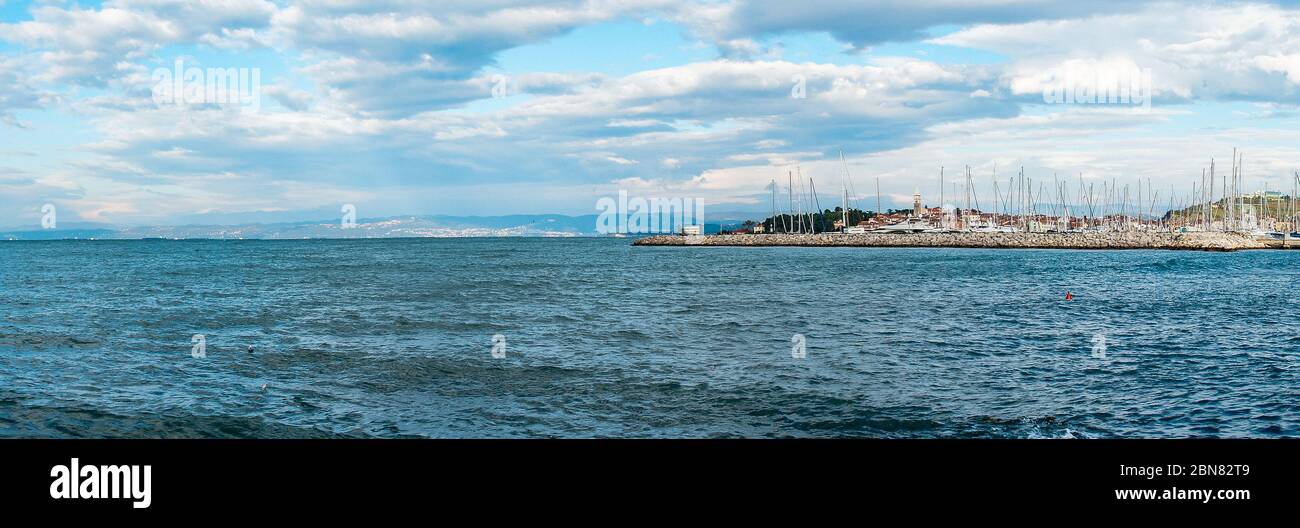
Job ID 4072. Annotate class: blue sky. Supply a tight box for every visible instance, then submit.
[3,0,1300,227]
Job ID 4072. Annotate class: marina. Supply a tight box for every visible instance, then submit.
[698,152,1300,251]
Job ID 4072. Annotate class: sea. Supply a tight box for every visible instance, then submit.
[1,238,1296,438]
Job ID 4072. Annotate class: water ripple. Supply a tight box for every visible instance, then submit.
[0,239,1297,438]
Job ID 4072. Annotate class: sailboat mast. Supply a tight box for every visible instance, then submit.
[808,175,819,234]
[842,178,848,232]
[965,165,972,228]
[790,165,800,234]
[770,176,777,233]
[788,171,794,233]
[840,151,849,232]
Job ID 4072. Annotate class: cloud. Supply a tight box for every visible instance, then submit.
[264,84,314,111]
[37,56,1016,221]
[5,0,1300,223]
[270,0,674,115]
[935,2,1300,104]
[0,1,278,86]
[0,55,58,126]
[680,0,1155,50]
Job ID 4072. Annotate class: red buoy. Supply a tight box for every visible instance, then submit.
[1065,291,1073,301]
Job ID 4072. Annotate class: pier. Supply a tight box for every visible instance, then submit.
[633,231,1270,252]
[1260,236,1300,249]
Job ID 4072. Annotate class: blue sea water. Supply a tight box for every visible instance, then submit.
[0,238,1297,438]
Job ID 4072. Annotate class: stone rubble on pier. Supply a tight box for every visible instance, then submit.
[633,231,1268,251]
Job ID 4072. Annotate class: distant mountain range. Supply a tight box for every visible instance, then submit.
[0,213,755,240]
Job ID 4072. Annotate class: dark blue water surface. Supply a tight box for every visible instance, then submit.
[1,238,1297,438]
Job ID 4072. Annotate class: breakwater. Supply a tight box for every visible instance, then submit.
[633,231,1269,251]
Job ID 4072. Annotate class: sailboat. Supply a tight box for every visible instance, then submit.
[878,218,932,233]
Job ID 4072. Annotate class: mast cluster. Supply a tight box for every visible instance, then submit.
[753,150,1298,236]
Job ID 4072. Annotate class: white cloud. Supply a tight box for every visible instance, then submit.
[936,3,1300,103]
[0,1,278,86]
[1254,54,1300,84]
[675,0,1159,50]
[5,0,1300,222]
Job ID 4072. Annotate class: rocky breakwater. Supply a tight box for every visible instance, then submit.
[633,231,1267,251]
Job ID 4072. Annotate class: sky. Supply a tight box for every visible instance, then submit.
[3,0,1300,227]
